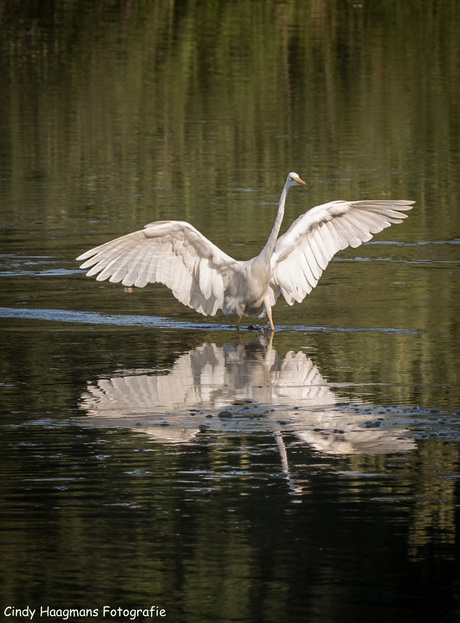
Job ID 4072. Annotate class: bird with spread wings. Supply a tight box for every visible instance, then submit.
[77,173,413,331]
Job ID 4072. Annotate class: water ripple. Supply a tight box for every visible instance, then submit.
[0,306,419,335]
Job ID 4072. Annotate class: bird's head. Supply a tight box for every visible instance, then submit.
[286,172,308,188]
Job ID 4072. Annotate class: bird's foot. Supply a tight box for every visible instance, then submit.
[247,323,273,334]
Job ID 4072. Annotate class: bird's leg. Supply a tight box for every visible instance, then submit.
[237,315,242,331]
[265,303,275,333]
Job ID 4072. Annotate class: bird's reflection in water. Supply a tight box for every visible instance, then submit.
[79,338,414,460]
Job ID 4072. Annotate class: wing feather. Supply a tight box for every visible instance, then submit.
[77,220,238,316]
[134,247,156,288]
[299,252,317,292]
[271,199,414,306]
[308,232,326,270]
[328,219,349,251]
[315,222,336,260]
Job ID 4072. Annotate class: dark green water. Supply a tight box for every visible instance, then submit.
[1,2,459,622]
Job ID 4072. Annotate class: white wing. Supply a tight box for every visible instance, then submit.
[77,220,238,316]
[271,200,414,305]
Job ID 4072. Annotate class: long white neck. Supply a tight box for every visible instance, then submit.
[257,182,289,264]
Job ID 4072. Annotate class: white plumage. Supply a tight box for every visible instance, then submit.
[77,173,414,330]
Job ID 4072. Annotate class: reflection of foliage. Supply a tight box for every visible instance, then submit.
[1,0,458,370]
[1,0,459,218]
[0,3,459,614]
[407,440,458,562]
[1,422,458,617]
[0,2,458,384]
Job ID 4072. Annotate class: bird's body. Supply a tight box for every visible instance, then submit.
[77,173,414,331]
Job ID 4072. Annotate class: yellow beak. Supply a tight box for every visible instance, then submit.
[294,176,308,186]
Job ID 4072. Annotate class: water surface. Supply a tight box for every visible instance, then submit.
[1,2,459,622]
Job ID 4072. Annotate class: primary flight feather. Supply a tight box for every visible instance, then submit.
[77,173,414,331]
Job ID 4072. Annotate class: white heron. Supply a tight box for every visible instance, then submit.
[77,173,413,331]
